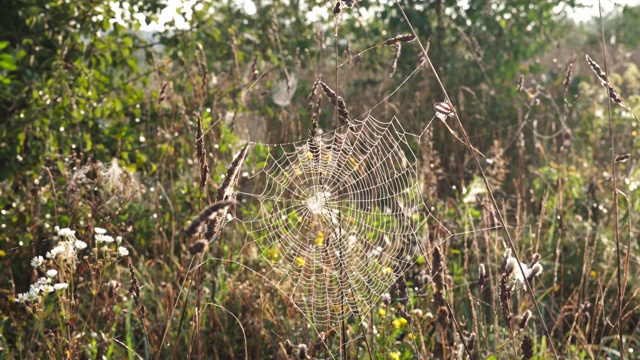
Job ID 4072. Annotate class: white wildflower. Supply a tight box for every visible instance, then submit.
[46,269,58,278]
[26,289,40,302]
[116,236,122,244]
[46,242,76,261]
[31,255,44,268]
[46,245,65,258]
[74,240,87,250]
[58,228,76,237]
[42,284,55,293]
[95,234,114,243]
[54,283,69,291]
[95,227,107,234]
[117,246,129,256]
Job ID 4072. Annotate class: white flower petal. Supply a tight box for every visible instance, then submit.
[46,269,58,278]
[30,256,44,268]
[58,228,76,237]
[95,234,114,243]
[54,283,68,291]
[117,246,129,257]
[74,240,87,250]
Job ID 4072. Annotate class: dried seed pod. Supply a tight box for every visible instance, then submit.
[284,339,295,355]
[530,253,540,267]
[332,1,342,15]
[615,154,630,163]
[107,280,121,298]
[467,332,477,352]
[188,239,208,255]
[437,306,449,327]
[399,308,412,325]
[478,263,486,292]
[297,344,308,359]
[527,263,543,282]
[519,310,532,330]
[516,75,525,92]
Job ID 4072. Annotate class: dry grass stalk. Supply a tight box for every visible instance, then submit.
[195,112,209,191]
[319,81,352,128]
[308,118,320,170]
[390,44,401,77]
[562,61,573,95]
[432,246,449,327]
[248,55,259,84]
[128,260,147,321]
[186,200,234,237]
[196,43,209,97]
[585,54,625,107]
[516,75,524,92]
[307,80,320,116]
[158,82,168,103]
[383,34,416,46]
[204,145,249,240]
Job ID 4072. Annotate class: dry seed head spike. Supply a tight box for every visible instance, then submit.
[318,81,352,128]
[195,112,209,191]
[562,62,573,94]
[585,54,626,107]
[390,43,401,77]
[216,144,249,201]
[383,34,416,46]
[203,144,249,240]
[185,200,235,237]
[307,79,320,115]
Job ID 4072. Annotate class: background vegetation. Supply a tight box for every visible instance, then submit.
[1,0,639,358]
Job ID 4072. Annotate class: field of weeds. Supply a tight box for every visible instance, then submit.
[1,1,639,359]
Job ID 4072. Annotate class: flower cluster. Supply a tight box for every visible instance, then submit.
[94,227,128,257]
[46,227,87,264]
[15,255,69,303]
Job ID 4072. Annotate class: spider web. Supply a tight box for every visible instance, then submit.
[233,114,440,330]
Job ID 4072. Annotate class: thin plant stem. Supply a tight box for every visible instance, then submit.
[597,1,624,358]
[392,0,560,358]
